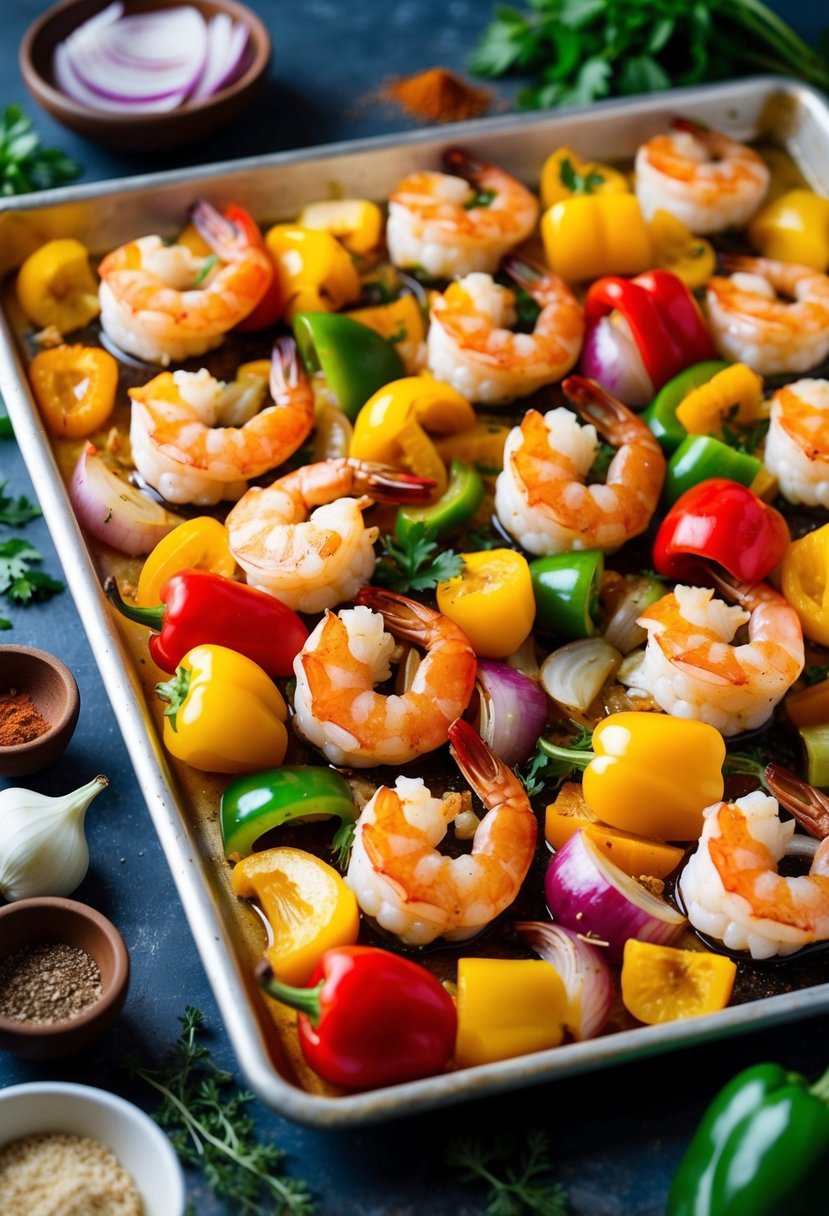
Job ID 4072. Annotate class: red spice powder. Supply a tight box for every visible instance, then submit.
[0,689,51,746]
[383,67,493,124]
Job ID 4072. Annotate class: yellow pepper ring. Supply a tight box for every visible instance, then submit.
[781,522,829,648]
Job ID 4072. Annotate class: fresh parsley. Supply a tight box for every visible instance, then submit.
[446,1129,569,1216]
[129,1007,316,1216]
[0,539,64,631]
[559,156,605,195]
[805,663,829,686]
[0,480,41,526]
[0,104,81,196]
[373,522,463,593]
[464,186,497,209]
[517,724,593,797]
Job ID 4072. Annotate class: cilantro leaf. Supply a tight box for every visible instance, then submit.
[0,480,41,526]
[0,105,81,197]
[373,523,463,594]
[0,538,64,622]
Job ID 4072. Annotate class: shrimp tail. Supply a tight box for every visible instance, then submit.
[717,254,766,276]
[348,459,436,504]
[270,335,305,399]
[765,763,829,840]
[354,586,440,644]
[443,147,485,181]
[189,199,240,257]
[448,718,513,799]
[562,374,631,436]
[501,252,546,293]
[670,115,708,138]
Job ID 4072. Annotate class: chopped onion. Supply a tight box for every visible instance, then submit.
[473,660,548,767]
[504,634,541,682]
[540,638,621,715]
[580,313,654,408]
[603,574,667,655]
[70,443,183,556]
[545,830,686,962]
[190,13,252,102]
[515,920,613,1040]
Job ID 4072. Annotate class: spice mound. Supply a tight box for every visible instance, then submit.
[0,1133,142,1216]
[0,689,50,747]
[383,67,492,123]
[0,943,102,1024]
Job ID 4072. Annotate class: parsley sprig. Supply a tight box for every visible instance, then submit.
[446,1129,569,1216]
[373,522,463,593]
[0,538,64,630]
[517,724,594,797]
[129,1007,315,1216]
[559,156,605,195]
[0,104,81,196]
[0,480,41,526]
[805,663,829,686]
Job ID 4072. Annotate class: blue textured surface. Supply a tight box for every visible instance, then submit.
[2,2,829,1213]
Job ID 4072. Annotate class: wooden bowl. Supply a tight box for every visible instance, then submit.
[0,645,80,778]
[0,897,130,1060]
[19,0,271,152]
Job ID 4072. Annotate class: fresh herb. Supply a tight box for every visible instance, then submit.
[559,156,605,195]
[513,286,542,332]
[805,663,829,686]
[446,1129,569,1216]
[0,481,41,527]
[0,104,81,196]
[518,724,593,796]
[0,412,13,441]
[373,522,464,593]
[192,254,218,287]
[588,440,615,481]
[469,0,829,111]
[720,407,769,456]
[465,524,503,550]
[464,186,497,209]
[0,540,64,627]
[723,745,769,789]
[331,821,356,870]
[129,1007,316,1216]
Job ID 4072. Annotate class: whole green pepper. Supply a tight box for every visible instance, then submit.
[395,459,484,543]
[221,765,357,865]
[529,551,604,638]
[643,360,730,454]
[664,434,763,505]
[667,1061,829,1216]
[292,312,404,421]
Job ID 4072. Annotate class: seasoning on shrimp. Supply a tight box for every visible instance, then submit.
[763,378,829,507]
[426,256,584,405]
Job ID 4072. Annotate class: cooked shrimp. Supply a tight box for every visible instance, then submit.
[98,200,272,365]
[678,788,829,959]
[706,256,829,376]
[386,147,539,279]
[633,578,804,737]
[764,378,829,507]
[292,587,477,767]
[226,459,433,613]
[494,375,665,553]
[426,256,583,405]
[346,718,537,945]
[635,119,769,234]
[129,337,314,506]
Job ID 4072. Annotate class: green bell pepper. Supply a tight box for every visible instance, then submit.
[292,312,404,422]
[395,459,484,543]
[643,360,731,454]
[221,765,358,866]
[529,551,604,638]
[664,435,763,505]
[668,1061,829,1216]
[799,725,829,788]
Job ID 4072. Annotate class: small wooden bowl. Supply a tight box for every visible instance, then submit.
[0,897,130,1060]
[19,0,271,152]
[0,645,80,778]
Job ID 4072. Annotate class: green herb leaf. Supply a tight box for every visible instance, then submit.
[192,253,218,287]
[559,156,605,195]
[0,480,41,527]
[0,412,13,441]
[723,745,769,790]
[0,539,65,613]
[0,105,81,196]
[805,664,829,686]
[446,1129,569,1216]
[464,187,497,209]
[373,522,463,594]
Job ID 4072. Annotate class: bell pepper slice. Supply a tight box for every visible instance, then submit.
[749,189,829,272]
[221,765,357,862]
[135,516,236,606]
[541,193,653,283]
[545,800,685,881]
[785,679,829,729]
[529,551,604,639]
[436,548,536,659]
[297,199,384,254]
[648,210,716,289]
[540,146,629,208]
[395,460,484,543]
[621,940,737,1025]
[346,293,426,375]
[798,725,829,788]
[434,421,510,475]
[265,224,360,318]
[664,436,765,505]
[454,958,566,1069]
[652,478,791,585]
[28,344,118,439]
[584,270,717,394]
[293,312,405,423]
[781,522,829,647]
[643,360,732,454]
[16,238,101,333]
[674,362,764,439]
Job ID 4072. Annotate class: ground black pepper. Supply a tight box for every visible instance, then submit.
[0,942,102,1024]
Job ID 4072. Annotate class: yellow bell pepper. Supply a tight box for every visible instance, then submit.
[297,199,384,254]
[16,238,101,333]
[434,421,511,475]
[621,939,737,1025]
[264,224,360,318]
[231,846,359,986]
[648,210,716,289]
[541,193,652,283]
[781,522,829,647]
[454,957,566,1068]
[350,373,476,498]
[540,146,629,209]
[674,362,765,438]
[136,516,236,607]
[436,548,535,658]
[785,679,829,729]
[346,294,426,375]
[544,783,685,879]
[155,644,288,773]
[28,344,118,439]
[749,189,829,272]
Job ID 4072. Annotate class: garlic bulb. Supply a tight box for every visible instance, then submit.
[0,774,108,901]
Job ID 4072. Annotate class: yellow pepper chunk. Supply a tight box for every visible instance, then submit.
[541,193,653,283]
[347,295,426,375]
[621,940,737,1024]
[28,344,118,439]
[297,199,384,254]
[454,958,566,1068]
[781,522,829,647]
[436,549,535,658]
[785,679,829,729]
[17,238,101,333]
[675,362,765,438]
[540,146,629,209]
[648,210,716,289]
[544,784,685,879]
[231,846,359,986]
[434,421,510,475]
[264,224,360,318]
[749,189,829,272]
[136,516,236,607]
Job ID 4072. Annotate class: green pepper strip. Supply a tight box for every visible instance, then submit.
[292,312,404,422]
[395,460,484,544]
[664,435,762,506]
[220,765,358,866]
[643,359,731,455]
[798,725,829,789]
[529,551,604,639]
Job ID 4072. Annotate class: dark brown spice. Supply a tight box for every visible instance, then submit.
[382,67,493,123]
[0,689,50,746]
[0,942,102,1024]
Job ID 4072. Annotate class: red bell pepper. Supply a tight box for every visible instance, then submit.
[652,477,791,584]
[104,569,309,676]
[584,269,716,393]
[258,945,458,1090]
[192,202,284,331]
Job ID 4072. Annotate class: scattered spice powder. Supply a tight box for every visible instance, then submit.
[0,688,50,746]
[382,66,493,123]
[0,1133,142,1216]
[0,942,102,1024]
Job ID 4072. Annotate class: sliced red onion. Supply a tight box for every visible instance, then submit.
[602,574,667,655]
[540,637,620,714]
[515,920,613,1040]
[473,660,548,767]
[545,830,686,962]
[580,313,655,408]
[190,14,251,102]
[70,443,183,556]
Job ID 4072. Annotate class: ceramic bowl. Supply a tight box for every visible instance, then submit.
[19,0,271,152]
[0,645,80,778]
[0,897,129,1060]
[0,1081,186,1216]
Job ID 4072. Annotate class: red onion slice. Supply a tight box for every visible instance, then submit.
[70,444,183,556]
[515,920,614,1040]
[580,314,654,408]
[190,14,251,102]
[473,660,548,767]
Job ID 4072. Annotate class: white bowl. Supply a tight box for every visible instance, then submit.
[0,1081,186,1216]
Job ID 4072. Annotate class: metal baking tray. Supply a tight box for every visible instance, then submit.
[2,76,829,1127]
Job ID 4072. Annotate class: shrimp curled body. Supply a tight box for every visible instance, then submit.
[764,378,829,507]
[679,789,829,959]
[346,718,537,945]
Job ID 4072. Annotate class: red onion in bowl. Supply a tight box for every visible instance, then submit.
[545,830,686,962]
[472,660,548,767]
[69,443,183,556]
[515,920,613,1040]
[580,313,654,408]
